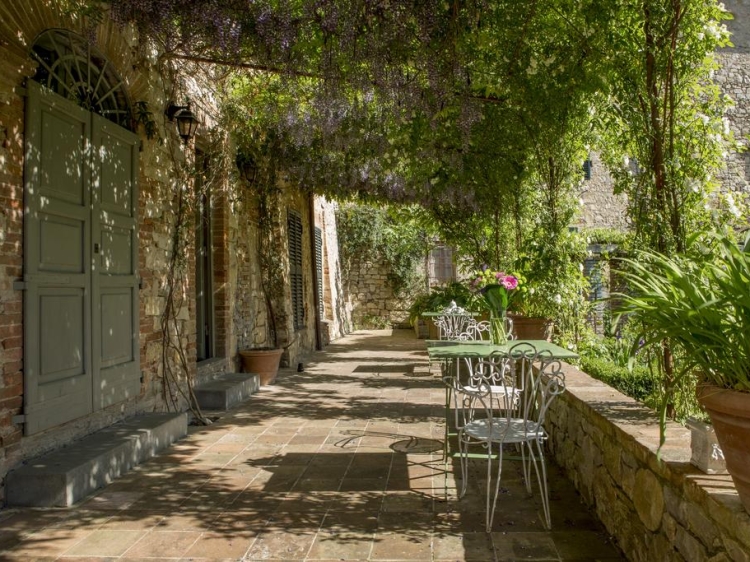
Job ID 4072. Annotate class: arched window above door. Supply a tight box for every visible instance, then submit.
[30,29,133,130]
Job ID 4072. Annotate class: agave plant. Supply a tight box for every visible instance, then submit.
[617,234,750,394]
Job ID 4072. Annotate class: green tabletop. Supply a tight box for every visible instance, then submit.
[421,311,480,317]
[426,339,578,360]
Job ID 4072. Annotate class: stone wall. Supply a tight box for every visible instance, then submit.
[576,152,630,231]
[547,363,750,562]
[716,50,750,198]
[343,257,417,330]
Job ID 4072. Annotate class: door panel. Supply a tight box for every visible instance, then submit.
[91,114,140,410]
[38,289,86,382]
[100,224,133,274]
[40,110,85,205]
[39,215,84,272]
[100,290,134,365]
[23,81,93,435]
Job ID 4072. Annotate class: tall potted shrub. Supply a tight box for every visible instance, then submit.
[617,233,750,513]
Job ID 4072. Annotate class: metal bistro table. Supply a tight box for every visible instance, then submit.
[426,339,579,459]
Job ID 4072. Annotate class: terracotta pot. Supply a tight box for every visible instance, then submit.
[427,318,440,340]
[697,385,750,513]
[239,348,283,386]
[509,314,553,341]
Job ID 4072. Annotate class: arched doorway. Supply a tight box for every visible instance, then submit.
[22,29,140,435]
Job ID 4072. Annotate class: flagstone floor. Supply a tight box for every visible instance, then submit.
[0,329,625,561]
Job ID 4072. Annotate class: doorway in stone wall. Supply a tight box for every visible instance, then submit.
[195,149,215,361]
[21,30,140,435]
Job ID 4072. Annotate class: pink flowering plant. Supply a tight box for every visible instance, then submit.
[469,266,519,316]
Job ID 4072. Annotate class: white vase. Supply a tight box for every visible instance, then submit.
[686,417,727,475]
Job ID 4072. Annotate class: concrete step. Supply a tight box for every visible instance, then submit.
[6,412,187,507]
[194,372,260,411]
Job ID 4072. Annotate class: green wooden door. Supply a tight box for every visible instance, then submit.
[23,82,140,434]
[91,114,140,409]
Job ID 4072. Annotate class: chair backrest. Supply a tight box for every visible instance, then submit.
[435,302,476,340]
[456,320,490,341]
[449,342,566,439]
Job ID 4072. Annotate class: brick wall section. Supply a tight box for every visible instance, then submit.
[211,167,231,364]
[547,364,750,562]
[0,45,31,459]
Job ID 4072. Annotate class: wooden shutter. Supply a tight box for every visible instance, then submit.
[314,227,324,318]
[287,212,304,330]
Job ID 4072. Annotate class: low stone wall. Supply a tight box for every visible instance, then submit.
[547,364,750,562]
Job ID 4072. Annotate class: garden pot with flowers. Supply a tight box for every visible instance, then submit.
[469,266,519,344]
[618,233,750,514]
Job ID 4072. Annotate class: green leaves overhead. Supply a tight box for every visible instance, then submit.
[100,0,738,248]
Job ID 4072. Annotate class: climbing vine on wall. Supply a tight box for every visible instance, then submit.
[336,202,427,297]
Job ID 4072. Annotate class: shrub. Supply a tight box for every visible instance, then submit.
[579,355,654,403]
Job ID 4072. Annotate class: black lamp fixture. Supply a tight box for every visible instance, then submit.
[165,101,200,143]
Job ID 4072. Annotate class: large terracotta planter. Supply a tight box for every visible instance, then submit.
[697,385,750,513]
[239,348,283,386]
[509,314,553,341]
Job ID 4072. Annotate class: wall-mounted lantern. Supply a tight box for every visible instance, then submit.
[165,102,200,143]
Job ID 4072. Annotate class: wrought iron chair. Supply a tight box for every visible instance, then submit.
[434,301,476,340]
[446,342,565,531]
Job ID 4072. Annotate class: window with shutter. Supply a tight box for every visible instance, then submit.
[195,150,214,361]
[315,227,324,318]
[429,245,456,285]
[288,211,305,330]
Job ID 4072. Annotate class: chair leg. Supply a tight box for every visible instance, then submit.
[533,439,552,529]
[524,439,552,529]
[486,441,504,533]
[521,441,532,494]
[458,433,469,499]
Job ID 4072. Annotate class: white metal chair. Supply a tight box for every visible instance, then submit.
[447,342,565,531]
[434,302,476,340]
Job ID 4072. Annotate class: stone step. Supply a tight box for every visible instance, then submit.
[193,372,260,411]
[6,412,187,507]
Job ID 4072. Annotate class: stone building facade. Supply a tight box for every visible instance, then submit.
[0,1,346,505]
[576,151,630,231]
[716,1,750,199]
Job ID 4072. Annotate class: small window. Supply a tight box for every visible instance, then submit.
[288,211,304,330]
[429,245,456,286]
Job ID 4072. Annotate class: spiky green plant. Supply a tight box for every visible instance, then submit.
[617,233,750,444]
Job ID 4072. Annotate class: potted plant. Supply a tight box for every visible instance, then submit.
[408,282,481,339]
[617,233,750,512]
[504,272,555,340]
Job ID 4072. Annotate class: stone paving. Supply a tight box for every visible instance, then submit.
[0,330,625,561]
